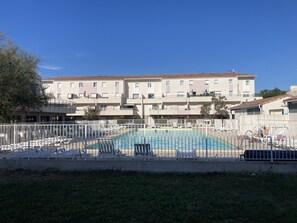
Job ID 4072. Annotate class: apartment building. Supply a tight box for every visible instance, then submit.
[42,72,259,124]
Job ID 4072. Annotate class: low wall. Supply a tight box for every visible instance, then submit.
[0,159,297,174]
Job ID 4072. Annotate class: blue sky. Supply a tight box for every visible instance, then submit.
[1,0,297,92]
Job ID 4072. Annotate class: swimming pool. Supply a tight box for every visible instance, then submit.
[93,129,238,151]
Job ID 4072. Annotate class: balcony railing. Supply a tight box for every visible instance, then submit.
[69,96,122,104]
[99,108,134,116]
[149,108,203,115]
[41,99,75,113]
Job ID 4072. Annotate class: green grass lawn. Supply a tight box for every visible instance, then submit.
[0,170,297,223]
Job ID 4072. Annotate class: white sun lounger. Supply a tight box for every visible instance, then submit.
[176,150,197,159]
[49,149,81,158]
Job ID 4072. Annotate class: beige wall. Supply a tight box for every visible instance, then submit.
[43,74,257,118]
[46,80,124,99]
[262,99,289,115]
[237,77,255,96]
[237,114,290,132]
[45,76,256,100]
[126,79,162,99]
[289,112,297,121]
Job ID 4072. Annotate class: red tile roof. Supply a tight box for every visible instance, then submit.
[43,72,255,81]
[283,96,297,102]
[231,94,291,110]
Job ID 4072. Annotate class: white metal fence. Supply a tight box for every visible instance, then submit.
[0,122,296,161]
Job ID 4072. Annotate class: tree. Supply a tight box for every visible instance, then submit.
[259,87,287,98]
[200,102,211,119]
[83,107,100,120]
[211,95,229,119]
[0,33,47,123]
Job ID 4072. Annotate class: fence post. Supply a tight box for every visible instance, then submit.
[206,138,208,160]
[84,125,87,151]
[28,126,31,150]
[270,136,273,163]
[13,124,16,146]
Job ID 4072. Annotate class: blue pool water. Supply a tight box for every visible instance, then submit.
[94,129,238,151]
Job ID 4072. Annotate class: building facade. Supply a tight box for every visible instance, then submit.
[14,99,75,123]
[43,72,259,124]
[230,94,291,119]
[284,96,297,122]
[230,94,297,134]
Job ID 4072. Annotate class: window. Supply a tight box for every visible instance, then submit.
[100,105,107,111]
[269,109,284,115]
[243,91,250,97]
[229,79,233,85]
[133,94,139,99]
[246,80,250,86]
[205,80,209,85]
[135,83,139,88]
[57,93,61,99]
[229,91,233,96]
[177,92,184,97]
[90,93,97,99]
[115,82,119,87]
[102,82,106,87]
[147,83,152,88]
[93,82,97,87]
[247,108,260,115]
[102,93,109,98]
[79,82,83,88]
[166,81,170,86]
[79,93,84,98]
[148,93,154,99]
[189,80,193,86]
[152,105,159,110]
[123,104,134,109]
[214,79,218,85]
[190,91,196,96]
[57,83,61,88]
[70,82,74,88]
[67,93,73,99]
[180,80,184,86]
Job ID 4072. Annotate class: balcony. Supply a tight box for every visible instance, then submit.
[41,99,76,114]
[126,98,142,104]
[70,96,122,104]
[143,98,163,104]
[187,95,262,103]
[68,108,134,117]
[162,95,188,103]
[99,108,134,116]
[149,108,201,116]
[187,96,212,103]
[67,110,85,116]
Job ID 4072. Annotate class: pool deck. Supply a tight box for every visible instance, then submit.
[1,127,279,160]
